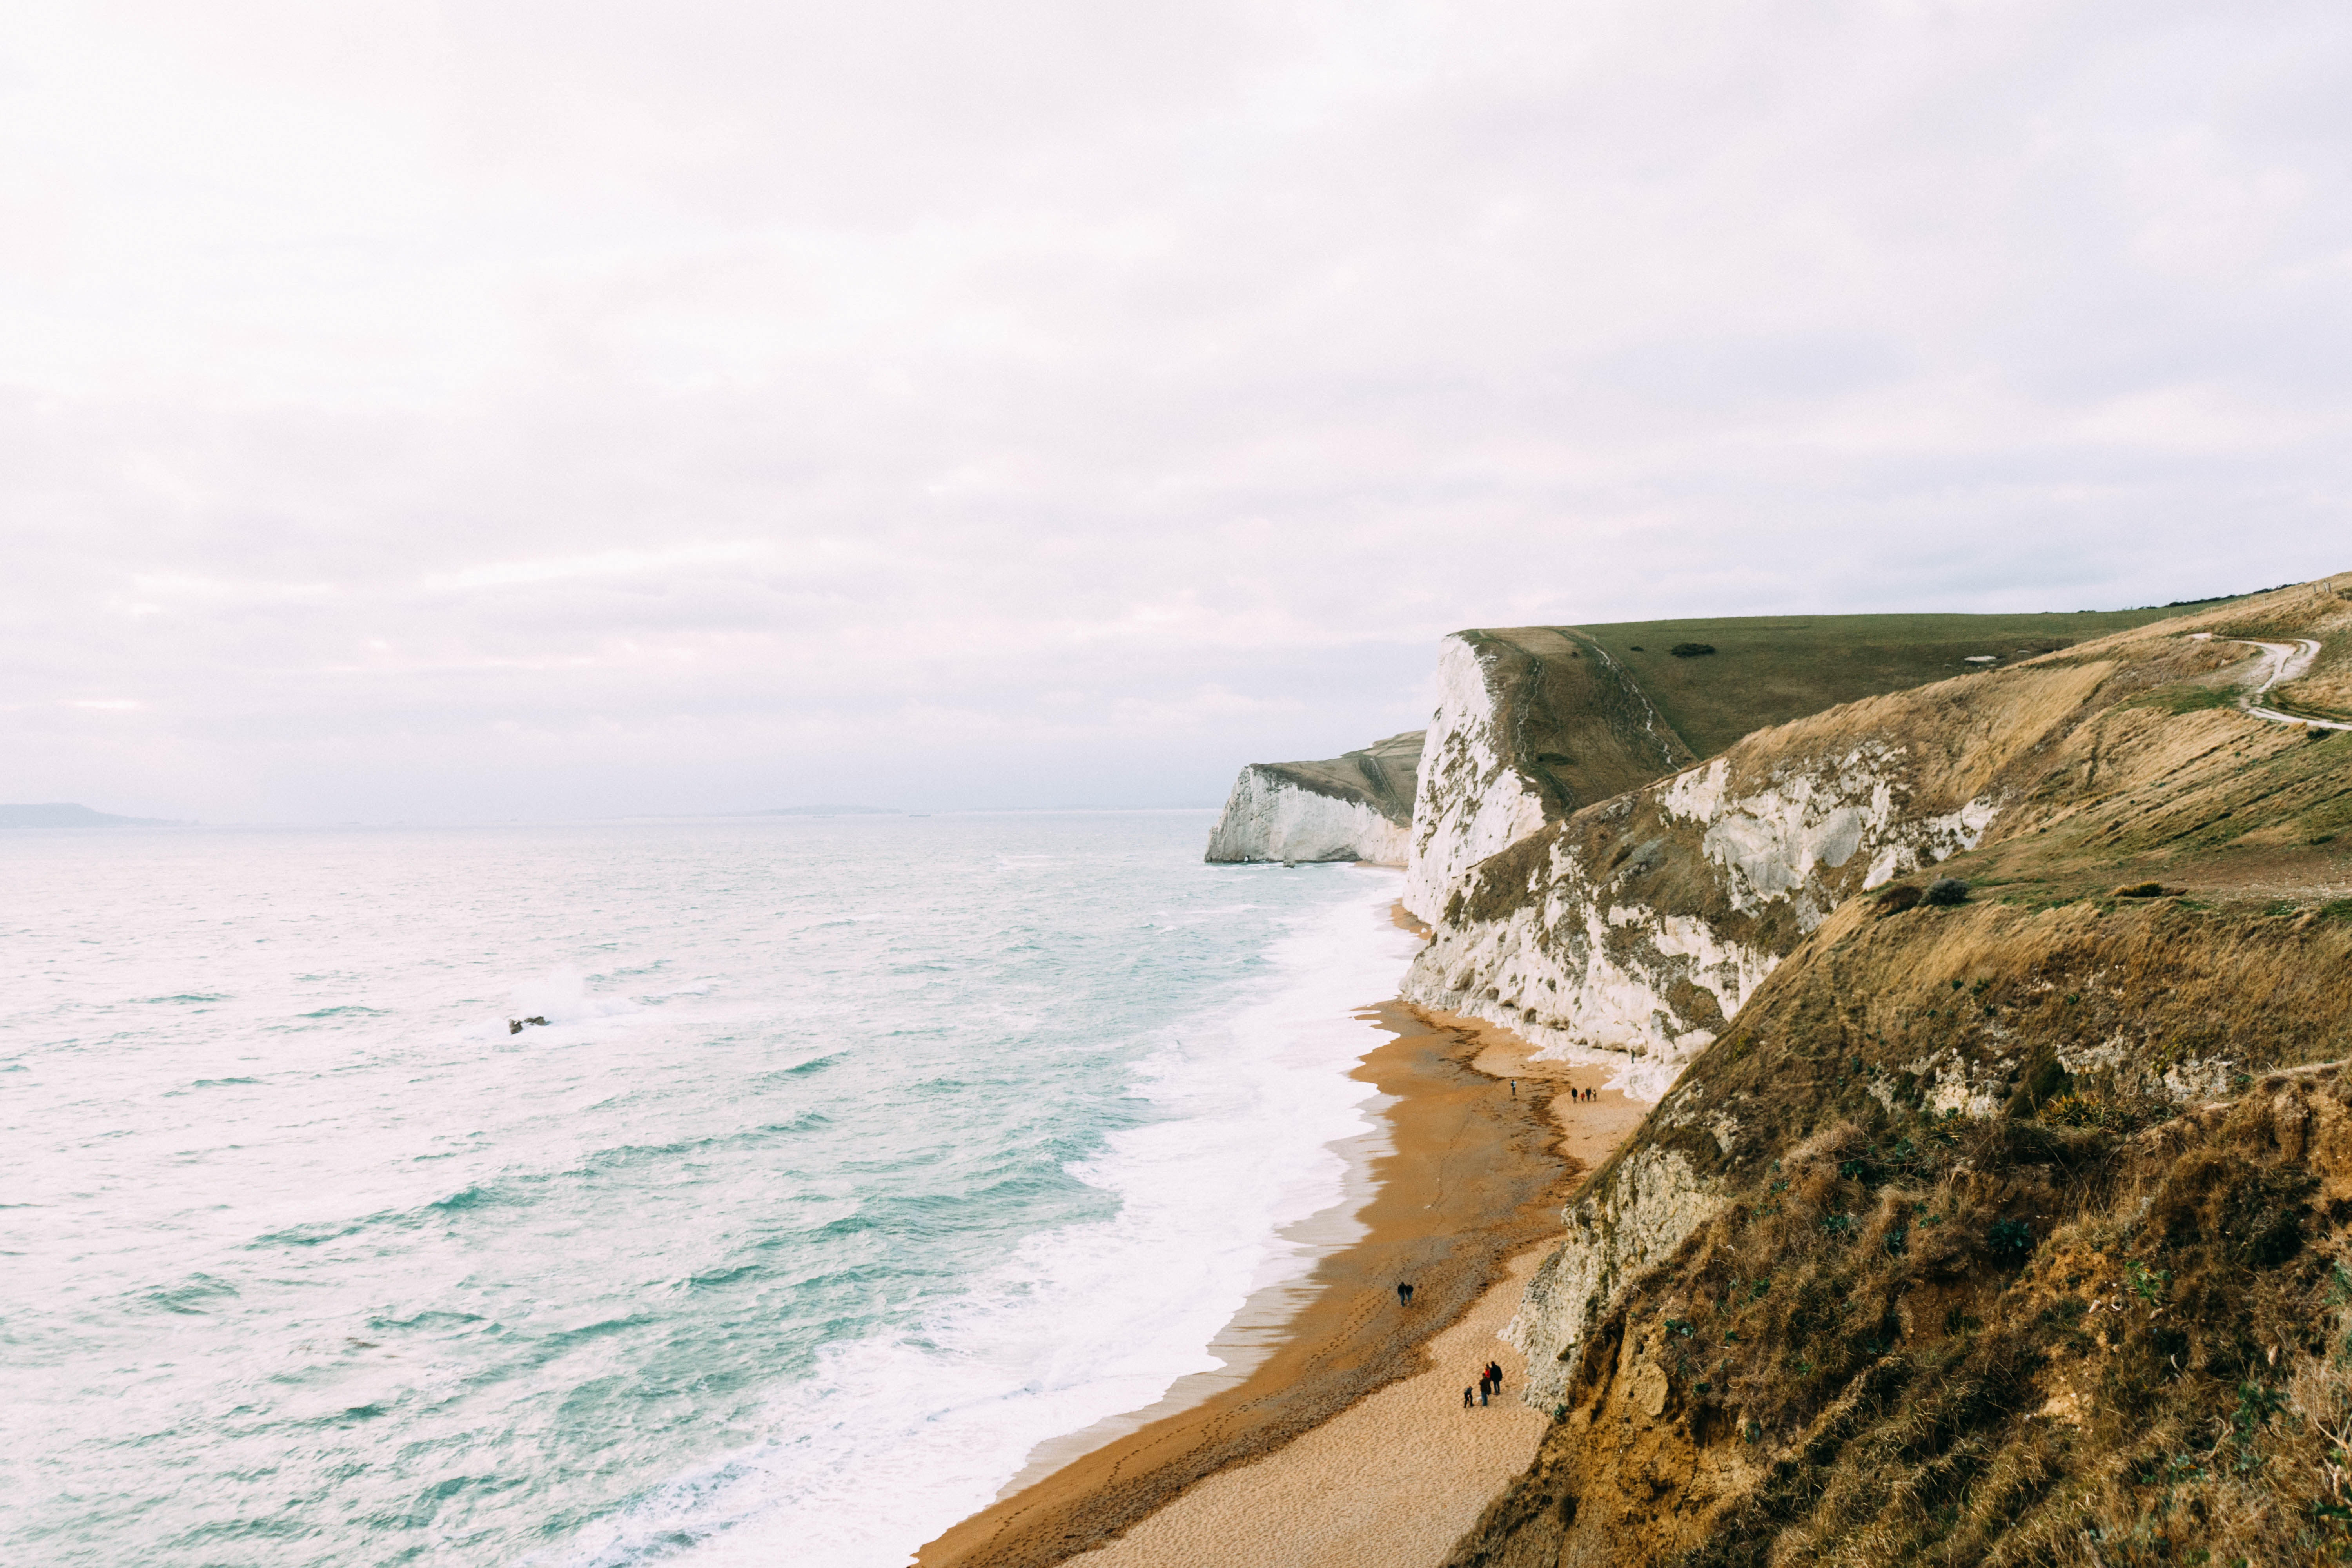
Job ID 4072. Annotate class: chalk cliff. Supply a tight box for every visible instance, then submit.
[1393,609,2170,926]
[1399,664,2071,1097]
[1404,630,1691,922]
[1438,575,2352,1567]
[1220,578,2352,1563]
[1204,730,1424,865]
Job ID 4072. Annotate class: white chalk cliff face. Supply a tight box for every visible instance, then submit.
[1404,732,2001,1099]
[1204,730,1425,866]
[1203,768,1413,865]
[1402,636,1552,920]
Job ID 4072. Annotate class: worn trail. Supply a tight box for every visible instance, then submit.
[2224,636,2352,730]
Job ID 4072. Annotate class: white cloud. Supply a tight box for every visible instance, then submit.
[3,0,2348,819]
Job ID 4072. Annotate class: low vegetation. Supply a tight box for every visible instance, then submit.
[1643,1074,2352,1568]
[1558,607,2205,759]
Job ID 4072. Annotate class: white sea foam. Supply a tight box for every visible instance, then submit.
[560,867,1417,1568]
[0,815,1415,1568]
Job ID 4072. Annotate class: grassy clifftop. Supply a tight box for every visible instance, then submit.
[1559,604,2232,763]
[1451,603,2230,851]
[1253,728,1426,824]
[1442,575,2352,1567]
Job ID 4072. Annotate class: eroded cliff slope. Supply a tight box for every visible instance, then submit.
[1441,573,2352,1567]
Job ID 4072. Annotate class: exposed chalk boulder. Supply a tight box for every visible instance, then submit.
[1203,730,1424,865]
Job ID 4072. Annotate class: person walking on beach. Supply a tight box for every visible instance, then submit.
[1487,1360,1503,1393]
[1463,1384,1474,1410]
[1397,1281,1414,1307]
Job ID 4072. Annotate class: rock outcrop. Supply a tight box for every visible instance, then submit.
[1203,730,1424,865]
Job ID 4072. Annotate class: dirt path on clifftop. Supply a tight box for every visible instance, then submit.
[2221,636,2352,730]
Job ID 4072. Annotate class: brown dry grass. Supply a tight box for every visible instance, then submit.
[1452,1071,2352,1568]
[1440,575,2352,1568]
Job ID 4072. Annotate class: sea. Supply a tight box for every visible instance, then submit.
[0,811,1419,1567]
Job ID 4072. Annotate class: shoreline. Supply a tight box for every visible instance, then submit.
[918,989,1650,1568]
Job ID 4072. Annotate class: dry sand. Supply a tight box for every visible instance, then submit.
[920,961,1653,1568]
[1062,1242,1555,1568]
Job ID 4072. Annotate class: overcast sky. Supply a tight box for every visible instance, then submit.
[5,1,2348,821]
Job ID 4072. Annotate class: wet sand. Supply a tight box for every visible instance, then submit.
[919,985,1651,1568]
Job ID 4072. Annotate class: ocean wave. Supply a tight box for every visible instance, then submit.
[557,867,1417,1568]
[137,1272,242,1316]
[5,814,1406,1568]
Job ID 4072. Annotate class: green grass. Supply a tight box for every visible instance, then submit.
[2125,682,2242,716]
[1549,608,2202,760]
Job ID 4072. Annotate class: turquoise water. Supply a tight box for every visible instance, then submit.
[0,813,1413,1566]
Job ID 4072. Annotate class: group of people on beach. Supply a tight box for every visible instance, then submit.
[1463,1361,1504,1408]
[1515,1080,1602,1104]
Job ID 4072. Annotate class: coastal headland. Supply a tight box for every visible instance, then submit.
[948,573,2352,1568]
[918,1000,1643,1568]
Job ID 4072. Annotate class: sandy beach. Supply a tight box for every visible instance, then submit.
[919,977,1649,1568]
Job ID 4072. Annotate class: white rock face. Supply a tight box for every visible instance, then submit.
[1405,743,2000,1101]
[1403,636,1552,922]
[1504,1147,1721,1407]
[1406,840,1771,1100]
[1203,768,1414,865]
[1661,745,1996,930]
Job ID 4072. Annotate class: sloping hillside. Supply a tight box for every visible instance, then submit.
[1401,604,2227,923]
[1435,574,2352,1566]
[1564,606,2232,762]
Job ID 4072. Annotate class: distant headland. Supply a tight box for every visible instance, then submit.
[0,802,183,828]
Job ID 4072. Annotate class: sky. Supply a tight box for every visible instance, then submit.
[4,0,2349,822]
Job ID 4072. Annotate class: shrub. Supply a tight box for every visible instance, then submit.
[1670,642,1717,658]
[1873,884,1922,915]
[1924,877,1969,906]
[1985,1216,2034,1259]
[2117,881,2167,898]
[2042,1091,2112,1129]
